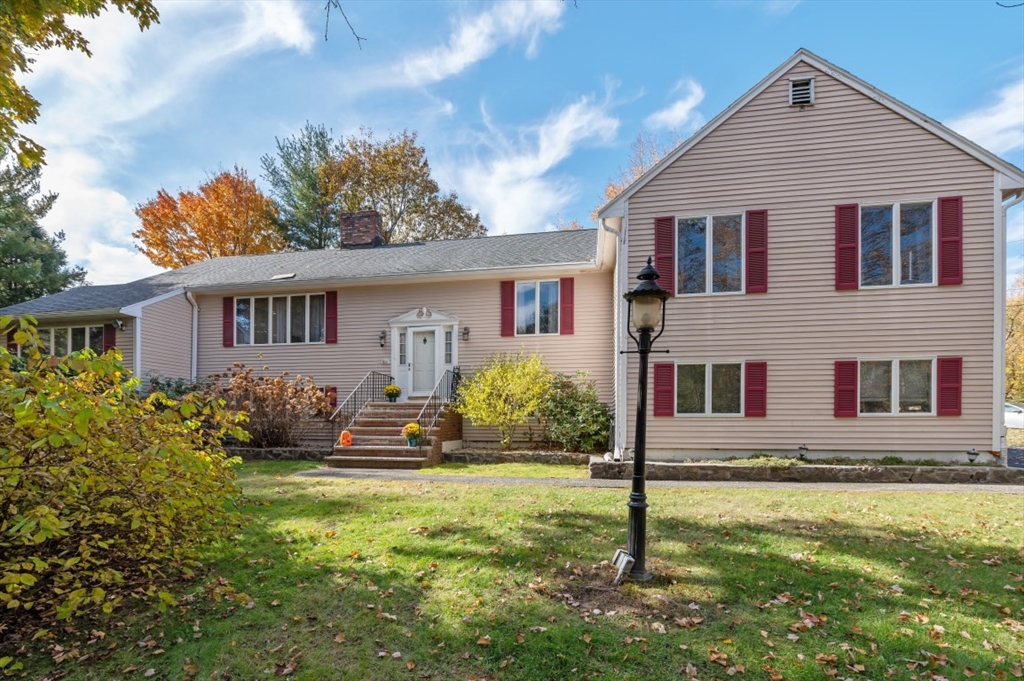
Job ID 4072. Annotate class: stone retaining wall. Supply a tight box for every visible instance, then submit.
[228,447,329,461]
[444,450,590,466]
[589,458,1024,485]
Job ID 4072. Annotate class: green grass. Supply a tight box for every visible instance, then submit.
[415,462,589,478]
[9,461,1023,681]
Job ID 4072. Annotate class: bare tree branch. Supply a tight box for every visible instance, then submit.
[324,0,366,49]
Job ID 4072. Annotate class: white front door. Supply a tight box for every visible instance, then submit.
[412,330,436,393]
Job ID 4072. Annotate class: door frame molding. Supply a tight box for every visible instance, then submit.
[388,308,460,399]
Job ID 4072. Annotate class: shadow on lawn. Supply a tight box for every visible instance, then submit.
[172,482,1024,681]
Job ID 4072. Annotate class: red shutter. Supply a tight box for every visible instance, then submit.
[5,330,16,353]
[936,356,962,416]
[559,277,574,335]
[653,363,675,416]
[834,360,858,417]
[745,210,768,293]
[654,216,675,297]
[835,204,859,290]
[500,280,515,337]
[937,196,963,285]
[324,385,338,409]
[325,291,338,344]
[744,361,767,417]
[102,323,117,353]
[222,297,234,347]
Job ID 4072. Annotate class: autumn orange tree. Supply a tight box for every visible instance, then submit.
[133,166,283,268]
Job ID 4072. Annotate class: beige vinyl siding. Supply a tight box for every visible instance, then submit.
[623,64,997,457]
[140,294,193,379]
[195,268,614,401]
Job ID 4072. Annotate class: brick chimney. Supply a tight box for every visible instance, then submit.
[339,210,383,248]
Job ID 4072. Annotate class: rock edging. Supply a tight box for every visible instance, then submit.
[227,447,330,461]
[588,458,1024,485]
[444,450,590,466]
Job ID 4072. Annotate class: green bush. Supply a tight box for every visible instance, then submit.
[0,316,246,643]
[540,372,611,454]
[144,372,210,399]
[456,351,553,450]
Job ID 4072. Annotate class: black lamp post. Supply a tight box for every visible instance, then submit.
[621,256,669,582]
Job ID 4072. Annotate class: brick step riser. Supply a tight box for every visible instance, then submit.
[353,419,435,428]
[346,427,433,437]
[325,456,427,470]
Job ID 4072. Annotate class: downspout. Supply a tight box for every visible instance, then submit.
[186,291,199,382]
[998,189,1023,463]
[133,314,142,378]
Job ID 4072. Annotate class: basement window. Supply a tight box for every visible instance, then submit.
[789,77,815,106]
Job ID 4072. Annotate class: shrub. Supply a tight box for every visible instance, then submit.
[0,316,246,642]
[209,363,329,448]
[539,372,611,453]
[456,351,553,450]
[144,372,210,399]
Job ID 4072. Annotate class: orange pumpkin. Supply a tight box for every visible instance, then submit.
[339,430,353,447]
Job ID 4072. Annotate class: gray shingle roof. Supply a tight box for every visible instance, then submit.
[0,229,598,317]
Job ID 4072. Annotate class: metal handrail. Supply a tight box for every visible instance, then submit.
[415,367,460,444]
[330,370,394,431]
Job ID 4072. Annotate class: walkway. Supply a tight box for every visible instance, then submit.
[296,468,1024,494]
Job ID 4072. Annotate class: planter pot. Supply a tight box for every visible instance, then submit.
[388,396,397,403]
[407,437,419,447]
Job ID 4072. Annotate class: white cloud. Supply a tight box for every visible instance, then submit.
[947,78,1024,156]
[402,0,564,86]
[452,96,619,235]
[644,78,705,132]
[21,1,315,284]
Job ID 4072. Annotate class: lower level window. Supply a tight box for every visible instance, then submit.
[676,362,742,415]
[859,359,932,414]
[39,326,103,355]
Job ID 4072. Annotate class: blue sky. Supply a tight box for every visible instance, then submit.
[21,0,1024,285]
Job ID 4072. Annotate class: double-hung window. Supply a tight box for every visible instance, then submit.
[235,293,326,345]
[860,201,934,287]
[677,214,743,295]
[675,362,743,415]
[516,281,559,335]
[859,359,933,415]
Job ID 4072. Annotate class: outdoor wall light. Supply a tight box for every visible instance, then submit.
[967,449,979,462]
[378,330,387,347]
[460,326,470,341]
[617,256,671,583]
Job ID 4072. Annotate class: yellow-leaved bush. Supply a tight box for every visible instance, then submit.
[0,316,247,636]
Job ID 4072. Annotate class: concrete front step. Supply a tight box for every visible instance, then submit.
[348,426,427,437]
[352,436,433,447]
[325,455,429,470]
[334,445,431,457]
[354,418,433,428]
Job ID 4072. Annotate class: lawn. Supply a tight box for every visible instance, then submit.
[415,462,589,479]
[12,461,1023,681]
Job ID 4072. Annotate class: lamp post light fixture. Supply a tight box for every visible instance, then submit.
[620,256,670,582]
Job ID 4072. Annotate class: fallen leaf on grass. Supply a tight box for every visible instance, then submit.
[477,635,491,646]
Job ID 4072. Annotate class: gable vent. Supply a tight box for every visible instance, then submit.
[789,77,815,106]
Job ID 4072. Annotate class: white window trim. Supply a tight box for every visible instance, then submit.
[859,199,938,289]
[857,357,936,417]
[514,280,560,336]
[675,213,746,296]
[234,293,327,346]
[673,361,745,417]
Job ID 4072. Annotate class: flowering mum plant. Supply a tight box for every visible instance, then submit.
[383,384,402,398]
[402,422,422,438]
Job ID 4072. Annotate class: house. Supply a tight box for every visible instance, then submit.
[1,213,617,448]
[598,49,1024,462]
[5,49,1023,464]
